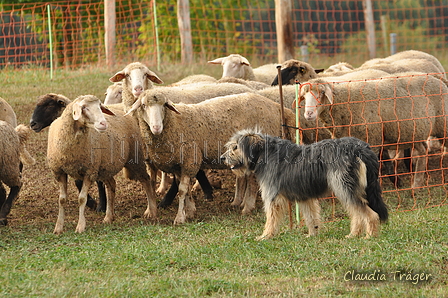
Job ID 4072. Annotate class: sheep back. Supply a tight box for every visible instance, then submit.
[0,121,21,187]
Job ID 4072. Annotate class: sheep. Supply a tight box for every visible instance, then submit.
[168,74,217,86]
[109,62,164,111]
[271,59,325,86]
[300,72,448,188]
[208,54,279,85]
[323,62,354,74]
[0,122,35,225]
[104,82,123,105]
[217,76,270,90]
[360,50,446,77]
[360,59,445,79]
[126,91,297,223]
[0,97,17,127]
[47,95,157,234]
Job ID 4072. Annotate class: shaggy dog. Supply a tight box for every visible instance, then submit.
[221,129,388,240]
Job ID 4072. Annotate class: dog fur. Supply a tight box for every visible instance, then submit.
[221,129,388,240]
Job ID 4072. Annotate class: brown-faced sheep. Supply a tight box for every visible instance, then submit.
[47,95,157,234]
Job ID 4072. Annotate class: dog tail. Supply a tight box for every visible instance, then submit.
[362,154,389,223]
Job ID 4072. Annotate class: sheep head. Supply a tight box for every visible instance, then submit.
[109,62,163,99]
[72,95,115,132]
[30,93,71,132]
[127,89,180,135]
[271,60,324,86]
[300,80,334,121]
[208,54,252,79]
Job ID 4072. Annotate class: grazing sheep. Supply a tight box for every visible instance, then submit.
[271,59,325,85]
[30,93,106,212]
[127,92,297,223]
[104,82,123,105]
[47,95,157,234]
[109,62,164,111]
[0,97,17,127]
[0,122,35,226]
[208,54,278,85]
[300,72,448,188]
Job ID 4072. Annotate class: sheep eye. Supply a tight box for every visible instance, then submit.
[232,144,238,151]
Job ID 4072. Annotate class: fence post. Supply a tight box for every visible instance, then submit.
[390,33,397,55]
[104,0,116,70]
[363,0,376,59]
[275,0,294,63]
[177,0,193,64]
[300,45,309,62]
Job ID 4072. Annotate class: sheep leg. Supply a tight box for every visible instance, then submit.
[54,174,68,234]
[75,177,92,233]
[195,170,213,201]
[158,176,178,208]
[174,175,194,225]
[74,179,104,212]
[0,184,21,226]
[0,184,6,213]
[142,175,157,220]
[156,171,170,196]
[103,178,116,224]
[96,181,107,213]
[411,144,427,188]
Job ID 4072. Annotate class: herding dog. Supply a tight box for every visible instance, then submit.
[220,129,388,240]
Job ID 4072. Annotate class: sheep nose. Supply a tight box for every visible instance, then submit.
[134,85,143,96]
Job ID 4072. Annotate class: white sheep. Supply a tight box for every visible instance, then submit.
[104,82,123,105]
[208,54,278,85]
[359,50,446,79]
[300,72,448,188]
[0,122,35,225]
[109,62,164,111]
[127,91,297,223]
[168,74,218,86]
[47,95,157,234]
[323,62,354,75]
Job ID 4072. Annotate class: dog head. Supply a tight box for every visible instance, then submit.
[221,129,265,176]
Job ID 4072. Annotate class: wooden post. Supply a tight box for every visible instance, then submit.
[177,0,193,64]
[363,0,376,59]
[104,0,116,69]
[275,0,294,63]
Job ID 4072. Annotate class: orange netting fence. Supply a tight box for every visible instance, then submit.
[1,0,448,69]
[295,72,448,218]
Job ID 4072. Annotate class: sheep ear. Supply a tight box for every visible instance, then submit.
[165,100,181,114]
[315,68,325,74]
[207,57,225,64]
[124,98,142,116]
[101,104,115,116]
[109,71,125,83]
[72,102,83,121]
[322,86,334,104]
[146,71,164,84]
[241,57,251,66]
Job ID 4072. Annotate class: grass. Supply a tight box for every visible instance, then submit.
[0,64,447,297]
[0,206,447,297]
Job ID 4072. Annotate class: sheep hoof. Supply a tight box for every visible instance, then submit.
[75,224,86,233]
[143,209,157,220]
[0,218,8,226]
[53,228,63,235]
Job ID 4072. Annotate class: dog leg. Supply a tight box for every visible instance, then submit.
[362,206,380,238]
[232,176,246,207]
[298,199,321,237]
[257,195,287,240]
[345,204,364,238]
[241,174,257,214]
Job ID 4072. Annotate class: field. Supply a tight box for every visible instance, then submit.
[0,65,447,297]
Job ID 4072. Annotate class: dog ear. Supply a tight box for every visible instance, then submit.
[239,134,265,170]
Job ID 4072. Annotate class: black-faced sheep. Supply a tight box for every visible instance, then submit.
[127,91,297,223]
[47,95,157,234]
[271,59,325,86]
[30,93,106,212]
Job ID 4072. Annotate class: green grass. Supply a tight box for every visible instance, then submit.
[1,65,447,297]
[0,206,447,297]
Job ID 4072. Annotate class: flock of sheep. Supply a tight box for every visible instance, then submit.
[1,49,447,234]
